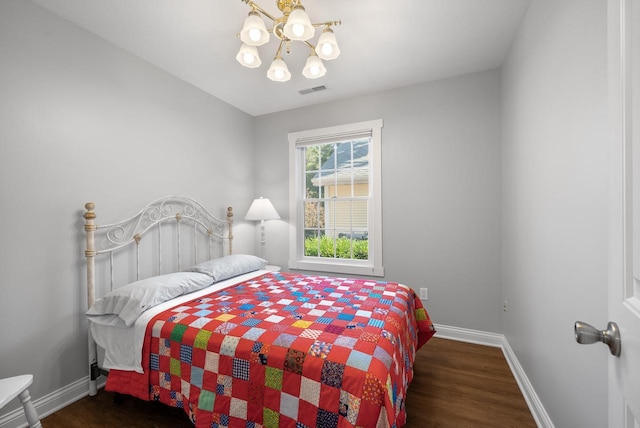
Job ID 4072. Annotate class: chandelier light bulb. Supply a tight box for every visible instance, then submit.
[236,43,262,68]
[267,57,291,82]
[244,53,256,65]
[292,23,305,38]
[248,28,262,43]
[283,5,314,41]
[321,43,332,57]
[316,28,340,61]
[240,12,270,46]
[302,52,326,79]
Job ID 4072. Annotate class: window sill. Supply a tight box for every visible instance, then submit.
[288,259,384,277]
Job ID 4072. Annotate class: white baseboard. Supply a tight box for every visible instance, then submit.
[434,323,554,428]
[0,376,104,428]
[499,335,555,428]
[434,323,505,347]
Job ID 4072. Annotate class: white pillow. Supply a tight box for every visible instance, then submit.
[184,254,266,282]
[86,272,213,328]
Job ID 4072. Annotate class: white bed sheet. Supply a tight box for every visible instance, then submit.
[90,270,267,373]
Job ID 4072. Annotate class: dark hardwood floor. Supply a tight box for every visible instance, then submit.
[42,337,536,427]
[405,337,537,428]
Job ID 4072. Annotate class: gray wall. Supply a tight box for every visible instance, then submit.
[501,0,608,427]
[254,69,503,334]
[0,0,255,415]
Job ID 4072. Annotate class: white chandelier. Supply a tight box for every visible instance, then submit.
[236,0,341,82]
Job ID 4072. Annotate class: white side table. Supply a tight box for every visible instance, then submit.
[265,265,281,272]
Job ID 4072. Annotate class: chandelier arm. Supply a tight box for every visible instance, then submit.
[242,0,278,23]
[312,20,342,28]
[274,39,286,57]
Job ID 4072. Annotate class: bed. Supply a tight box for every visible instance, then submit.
[83,196,435,428]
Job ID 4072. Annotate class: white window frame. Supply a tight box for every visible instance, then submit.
[288,119,384,277]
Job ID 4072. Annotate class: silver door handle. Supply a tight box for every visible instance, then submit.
[574,321,621,356]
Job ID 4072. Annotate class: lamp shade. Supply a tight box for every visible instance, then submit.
[245,197,281,221]
[283,5,315,41]
[302,52,326,79]
[316,28,340,60]
[240,12,270,46]
[267,57,291,82]
[236,43,262,68]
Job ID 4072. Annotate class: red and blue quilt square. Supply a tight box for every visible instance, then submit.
[316,408,339,428]
[320,360,344,388]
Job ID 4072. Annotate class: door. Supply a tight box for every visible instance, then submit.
[608,0,640,426]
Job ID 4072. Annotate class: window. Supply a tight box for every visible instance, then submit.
[288,119,383,276]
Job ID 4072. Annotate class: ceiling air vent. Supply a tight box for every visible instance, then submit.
[299,85,327,95]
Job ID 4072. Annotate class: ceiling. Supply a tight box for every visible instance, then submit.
[29,0,530,117]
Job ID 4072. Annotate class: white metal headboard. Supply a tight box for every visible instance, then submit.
[83,196,234,308]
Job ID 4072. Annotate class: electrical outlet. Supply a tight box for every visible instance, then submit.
[420,288,428,300]
[503,300,508,316]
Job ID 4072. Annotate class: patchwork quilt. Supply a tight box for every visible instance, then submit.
[106,272,435,428]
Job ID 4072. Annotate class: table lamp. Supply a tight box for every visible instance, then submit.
[244,197,280,259]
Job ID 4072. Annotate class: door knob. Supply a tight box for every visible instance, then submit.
[574,321,621,356]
